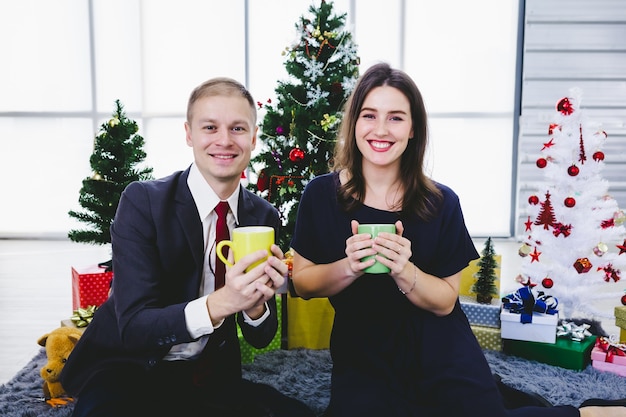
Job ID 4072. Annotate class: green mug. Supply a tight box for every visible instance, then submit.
[357,224,396,274]
[217,226,274,272]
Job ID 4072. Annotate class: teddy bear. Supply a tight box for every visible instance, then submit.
[37,326,82,404]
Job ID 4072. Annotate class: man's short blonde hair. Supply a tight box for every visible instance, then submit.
[186,77,257,125]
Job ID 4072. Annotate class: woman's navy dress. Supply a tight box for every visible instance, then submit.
[291,172,578,417]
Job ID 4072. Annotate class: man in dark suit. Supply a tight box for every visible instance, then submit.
[61,78,315,417]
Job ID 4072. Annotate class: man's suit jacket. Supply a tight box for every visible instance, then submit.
[60,168,281,396]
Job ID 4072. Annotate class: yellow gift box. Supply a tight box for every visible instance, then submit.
[459,255,502,298]
[287,293,335,349]
[471,324,502,351]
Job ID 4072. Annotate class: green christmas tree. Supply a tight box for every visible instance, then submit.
[68,100,153,246]
[249,0,359,249]
[472,237,499,304]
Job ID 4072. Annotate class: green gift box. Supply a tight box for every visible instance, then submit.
[503,335,597,370]
[471,324,502,351]
[238,295,283,364]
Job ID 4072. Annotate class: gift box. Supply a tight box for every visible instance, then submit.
[287,293,334,349]
[459,255,501,297]
[500,309,558,343]
[591,346,626,366]
[573,257,592,273]
[471,324,502,351]
[238,295,283,364]
[59,318,86,333]
[615,306,626,330]
[503,335,596,370]
[71,264,113,310]
[592,359,626,376]
[460,296,501,328]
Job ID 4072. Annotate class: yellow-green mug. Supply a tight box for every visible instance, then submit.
[216,226,274,272]
[358,223,396,274]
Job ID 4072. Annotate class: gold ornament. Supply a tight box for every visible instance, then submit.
[109,117,120,127]
[593,242,608,257]
[91,172,103,181]
[518,243,531,257]
[320,113,338,132]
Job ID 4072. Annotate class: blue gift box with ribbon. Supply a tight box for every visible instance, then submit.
[460,295,501,328]
[500,286,559,343]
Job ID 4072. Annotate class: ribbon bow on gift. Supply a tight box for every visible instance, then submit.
[71,305,98,328]
[502,286,558,324]
[596,335,626,363]
[557,320,592,342]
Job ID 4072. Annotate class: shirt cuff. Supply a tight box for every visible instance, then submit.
[242,302,270,327]
[185,295,223,338]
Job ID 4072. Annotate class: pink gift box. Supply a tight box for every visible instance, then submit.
[71,264,113,309]
[592,359,626,377]
[590,346,626,366]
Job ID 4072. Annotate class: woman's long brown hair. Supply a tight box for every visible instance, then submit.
[332,62,443,221]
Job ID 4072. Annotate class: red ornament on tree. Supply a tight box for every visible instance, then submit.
[548,123,560,135]
[593,151,605,162]
[621,294,626,306]
[564,197,576,208]
[573,257,592,273]
[534,192,557,230]
[542,277,553,288]
[536,158,547,168]
[528,195,539,205]
[567,165,579,176]
[256,169,269,192]
[289,147,305,162]
[556,97,574,115]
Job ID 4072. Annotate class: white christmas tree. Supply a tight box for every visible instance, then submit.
[519,88,626,320]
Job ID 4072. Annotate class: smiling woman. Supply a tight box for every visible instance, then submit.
[0,0,521,239]
[355,86,415,198]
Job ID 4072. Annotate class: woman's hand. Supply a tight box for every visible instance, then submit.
[371,220,412,278]
[346,220,378,276]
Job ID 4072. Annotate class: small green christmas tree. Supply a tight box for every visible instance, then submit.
[68,100,153,246]
[249,0,359,249]
[471,237,499,304]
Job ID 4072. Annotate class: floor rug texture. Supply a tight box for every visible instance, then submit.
[3,347,626,416]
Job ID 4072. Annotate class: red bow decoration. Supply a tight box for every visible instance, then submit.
[595,336,626,363]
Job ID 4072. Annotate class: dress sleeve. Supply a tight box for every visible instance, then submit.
[429,185,480,278]
[290,176,321,261]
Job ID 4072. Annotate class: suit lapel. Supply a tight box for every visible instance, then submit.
[236,186,261,227]
[175,169,204,272]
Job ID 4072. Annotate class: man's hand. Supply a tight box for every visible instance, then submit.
[206,243,287,323]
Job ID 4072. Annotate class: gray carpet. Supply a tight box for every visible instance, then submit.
[3,347,626,416]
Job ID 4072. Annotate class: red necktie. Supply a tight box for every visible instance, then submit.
[214,201,230,290]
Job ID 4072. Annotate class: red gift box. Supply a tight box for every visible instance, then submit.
[71,264,113,309]
[573,257,592,273]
